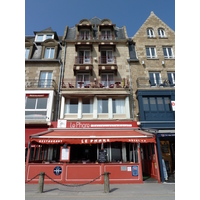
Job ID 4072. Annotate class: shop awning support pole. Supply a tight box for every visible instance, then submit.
[154,143,161,183]
[25,142,31,182]
[138,143,143,183]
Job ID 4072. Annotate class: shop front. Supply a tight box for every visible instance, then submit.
[25,121,161,184]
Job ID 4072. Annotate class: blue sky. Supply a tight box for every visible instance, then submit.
[25,0,175,37]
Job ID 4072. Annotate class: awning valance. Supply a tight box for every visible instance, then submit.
[30,129,156,145]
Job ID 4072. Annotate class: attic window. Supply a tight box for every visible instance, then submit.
[35,34,54,42]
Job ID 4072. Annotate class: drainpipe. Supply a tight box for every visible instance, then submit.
[54,58,62,121]
[56,41,66,120]
[127,58,134,121]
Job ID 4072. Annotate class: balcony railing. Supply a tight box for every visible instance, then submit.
[25,79,57,89]
[75,56,93,64]
[99,56,116,64]
[62,77,129,89]
[137,77,175,88]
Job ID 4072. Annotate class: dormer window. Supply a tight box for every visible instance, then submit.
[25,48,30,59]
[101,30,112,40]
[35,34,54,42]
[147,28,154,38]
[158,28,166,38]
[44,47,55,59]
[79,30,90,40]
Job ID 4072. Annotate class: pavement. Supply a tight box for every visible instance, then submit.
[25,182,175,200]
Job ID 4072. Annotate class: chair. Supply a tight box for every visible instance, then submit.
[99,83,105,88]
[68,83,74,88]
[84,84,90,88]
[109,84,114,88]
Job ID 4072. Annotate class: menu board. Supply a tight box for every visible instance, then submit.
[60,146,71,162]
[98,149,107,163]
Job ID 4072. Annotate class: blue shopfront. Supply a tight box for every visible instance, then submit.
[137,89,175,182]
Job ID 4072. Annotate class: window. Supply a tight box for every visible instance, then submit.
[147,28,154,38]
[112,99,125,114]
[143,97,149,111]
[82,98,93,113]
[167,72,175,85]
[25,96,48,119]
[111,143,122,162]
[25,48,30,59]
[101,30,112,40]
[157,97,165,111]
[164,97,172,111]
[39,71,52,88]
[79,30,90,40]
[97,98,108,113]
[149,97,157,111]
[149,72,162,86]
[76,73,90,88]
[78,50,91,63]
[146,47,157,58]
[65,99,78,114]
[35,34,53,42]
[44,47,55,59]
[101,74,114,88]
[101,50,114,63]
[163,47,174,58]
[142,96,172,113]
[158,28,166,37]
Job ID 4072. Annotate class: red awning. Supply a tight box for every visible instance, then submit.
[25,128,49,148]
[30,129,156,144]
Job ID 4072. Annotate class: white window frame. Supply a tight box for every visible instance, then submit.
[158,28,166,38]
[101,73,114,88]
[101,29,112,40]
[101,50,114,64]
[163,47,174,59]
[79,30,90,40]
[25,97,48,120]
[76,73,90,88]
[78,50,91,63]
[35,34,54,42]
[39,71,53,88]
[146,47,157,58]
[167,72,175,84]
[149,72,162,86]
[25,47,30,59]
[147,28,155,38]
[44,47,55,59]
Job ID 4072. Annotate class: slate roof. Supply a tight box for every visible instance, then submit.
[25,27,62,60]
[65,17,127,40]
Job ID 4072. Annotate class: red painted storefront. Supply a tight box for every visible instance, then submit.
[25,120,161,184]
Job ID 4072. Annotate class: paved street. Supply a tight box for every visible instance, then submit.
[25,182,175,200]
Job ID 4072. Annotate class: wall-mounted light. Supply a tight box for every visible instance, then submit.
[142,60,145,65]
[162,61,165,65]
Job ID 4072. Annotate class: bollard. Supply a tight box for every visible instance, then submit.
[38,172,45,193]
[104,172,110,193]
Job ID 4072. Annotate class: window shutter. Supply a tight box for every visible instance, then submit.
[149,73,155,86]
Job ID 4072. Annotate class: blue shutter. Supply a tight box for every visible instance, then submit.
[149,73,155,86]
[155,73,160,85]
[167,73,172,84]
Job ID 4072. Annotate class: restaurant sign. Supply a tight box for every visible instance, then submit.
[56,120,137,129]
